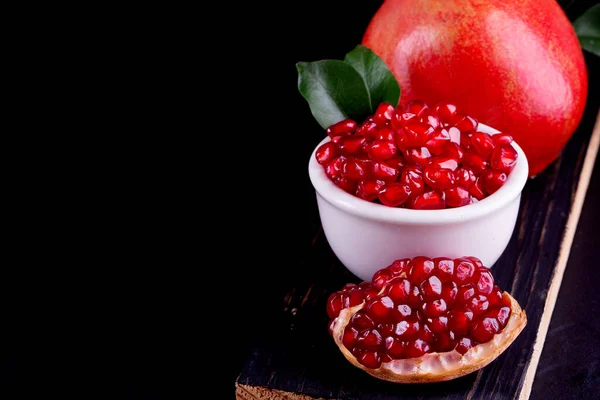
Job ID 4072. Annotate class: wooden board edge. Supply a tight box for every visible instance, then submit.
[517,110,600,400]
[236,382,331,400]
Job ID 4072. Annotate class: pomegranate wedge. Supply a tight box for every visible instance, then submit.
[327,256,526,383]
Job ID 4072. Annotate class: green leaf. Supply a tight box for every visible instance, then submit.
[344,45,401,110]
[573,4,600,56]
[296,60,372,129]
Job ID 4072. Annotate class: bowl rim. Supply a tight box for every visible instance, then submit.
[308,123,529,225]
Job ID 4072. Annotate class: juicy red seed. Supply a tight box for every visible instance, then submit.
[401,167,425,197]
[385,156,404,170]
[389,259,411,275]
[356,118,379,139]
[358,350,382,369]
[471,317,499,342]
[435,258,455,282]
[481,169,508,195]
[387,279,411,303]
[394,318,420,339]
[376,127,395,141]
[449,127,461,144]
[405,339,431,358]
[335,177,357,194]
[442,281,458,305]
[357,329,384,349]
[423,299,447,318]
[475,268,494,295]
[325,156,345,180]
[374,102,396,125]
[425,128,451,155]
[457,285,476,304]
[356,180,385,201]
[448,309,473,335]
[489,306,511,328]
[491,144,518,173]
[434,331,457,352]
[469,295,490,315]
[372,269,393,290]
[443,142,464,161]
[488,287,504,307]
[455,258,476,284]
[404,147,432,166]
[462,151,488,171]
[412,190,446,210]
[391,111,417,131]
[369,140,397,161]
[351,311,375,329]
[327,292,343,319]
[455,337,474,355]
[424,167,455,189]
[343,288,365,308]
[385,336,405,358]
[454,167,476,188]
[421,110,441,130]
[315,142,340,165]
[326,119,357,138]
[470,132,496,159]
[371,162,399,183]
[469,178,485,200]
[338,135,367,156]
[342,327,358,348]
[428,316,448,334]
[378,323,395,337]
[445,186,471,208]
[394,130,409,152]
[367,296,395,323]
[410,257,435,284]
[405,99,428,115]
[418,323,434,342]
[465,256,484,268]
[404,121,434,147]
[454,115,479,133]
[342,158,367,180]
[420,276,443,300]
[434,102,458,124]
[492,133,514,145]
[378,183,411,207]
[430,155,459,171]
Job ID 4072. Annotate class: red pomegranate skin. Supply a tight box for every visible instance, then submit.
[362,0,588,176]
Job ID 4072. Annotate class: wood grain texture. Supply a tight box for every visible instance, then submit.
[236,110,600,399]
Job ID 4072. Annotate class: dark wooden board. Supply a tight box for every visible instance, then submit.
[236,98,600,399]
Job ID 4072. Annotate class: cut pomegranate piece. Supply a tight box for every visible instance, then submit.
[328,256,527,383]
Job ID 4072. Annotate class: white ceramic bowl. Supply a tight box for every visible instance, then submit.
[308,123,529,281]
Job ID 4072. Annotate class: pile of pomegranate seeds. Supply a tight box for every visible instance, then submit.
[315,100,518,209]
[327,256,512,369]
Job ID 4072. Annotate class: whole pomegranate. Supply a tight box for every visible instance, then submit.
[363,0,588,176]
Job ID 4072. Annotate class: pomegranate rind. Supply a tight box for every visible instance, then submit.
[332,292,526,383]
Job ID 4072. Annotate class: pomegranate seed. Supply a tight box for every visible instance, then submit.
[356,180,385,201]
[492,133,514,145]
[342,158,367,180]
[455,337,474,355]
[326,118,357,138]
[481,169,507,195]
[491,144,518,173]
[367,296,395,323]
[455,258,476,284]
[454,114,478,133]
[325,156,345,180]
[315,142,340,165]
[442,281,458,305]
[435,331,457,352]
[469,295,490,315]
[405,147,432,166]
[462,151,488,171]
[387,278,411,303]
[395,319,420,339]
[422,299,447,318]
[327,292,343,319]
[338,135,367,156]
[428,316,448,334]
[389,259,411,275]
[358,350,382,369]
[385,156,404,171]
[475,267,494,295]
[400,166,425,197]
[378,183,411,207]
[488,286,504,307]
[376,127,395,141]
[469,177,485,200]
[445,186,471,208]
[335,177,357,193]
[448,309,473,335]
[373,102,395,125]
[405,99,428,116]
[412,190,446,210]
[385,336,405,358]
[420,276,443,300]
[357,329,384,349]
[448,127,461,144]
[489,306,511,328]
[425,128,451,155]
[434,102,458,124]
[405,339,431,358]
[424,166,455,189]
[378,323,395,337]
[391,112,417,131]
[434,258,454,282]
[351,311,375,329]
[404,121,434,147]
[369,140,398,161]
[394,130,409,152]
[453,167,476,188]
[420,109,441,129]
[355,118,379,139]
[343,327,358,348]
[465,256,484,268]
[471,318,499,342]
[410,257,435,284]
[343,288,365,308]
[443,142,464,161]
[371,162,399,183]
[470,132,496,159]
[430,155,459,171]
[457,285,476,304]
[372,269,393,290]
